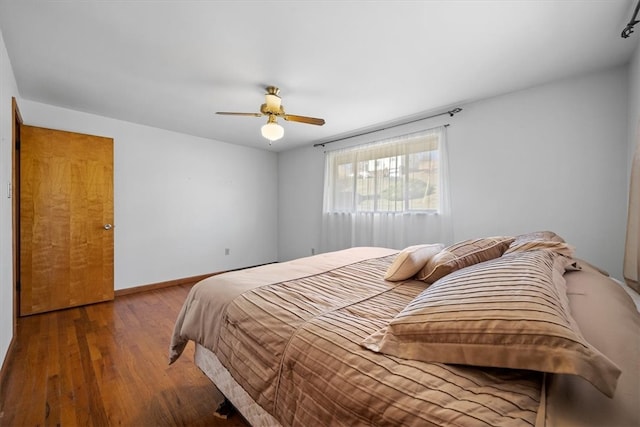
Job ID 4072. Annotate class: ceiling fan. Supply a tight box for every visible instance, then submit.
[216,86,325,143]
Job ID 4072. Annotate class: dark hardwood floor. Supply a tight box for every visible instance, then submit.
[0,284,249,426]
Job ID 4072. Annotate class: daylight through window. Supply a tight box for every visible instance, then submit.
[323,127,444,214]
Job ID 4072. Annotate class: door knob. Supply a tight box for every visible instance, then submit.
[104,224,113,230]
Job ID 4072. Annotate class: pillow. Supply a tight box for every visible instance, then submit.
[362,250,621,398]
[417,236,514,283]
[511,230,565,244]
[504,239,575,258]
[384,244,444,281]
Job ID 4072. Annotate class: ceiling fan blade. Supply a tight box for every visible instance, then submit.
[216,112,263,117]
[283,114,325,126]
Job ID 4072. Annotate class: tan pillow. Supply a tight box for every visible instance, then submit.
[417,236,514,283]
[362,250,622,398]
[512,230,565,244]
[504,240,575,258]
[384,244,444,281]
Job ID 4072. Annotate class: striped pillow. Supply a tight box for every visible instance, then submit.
[362,250,621,398]
[384,244,444,281]
[417,236,514,283]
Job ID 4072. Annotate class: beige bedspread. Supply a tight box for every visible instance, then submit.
[170,248,544,426]
[169,247,398,363]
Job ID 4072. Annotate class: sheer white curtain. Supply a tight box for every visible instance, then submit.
[321,126,452,252]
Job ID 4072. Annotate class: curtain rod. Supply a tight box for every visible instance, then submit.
[622,0,640,38]
[313,107,462,148]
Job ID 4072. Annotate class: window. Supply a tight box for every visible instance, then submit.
[324,127,443,214]
[321,126,451,252]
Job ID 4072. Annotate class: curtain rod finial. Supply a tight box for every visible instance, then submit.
[622,22,638,38]
[622,1,640,38]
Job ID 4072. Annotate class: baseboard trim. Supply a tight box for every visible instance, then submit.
[114,262,277,298]
[114,272,219,297]
[0,335,17,397]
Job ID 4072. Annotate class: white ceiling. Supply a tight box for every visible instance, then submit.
[0,1,638,152]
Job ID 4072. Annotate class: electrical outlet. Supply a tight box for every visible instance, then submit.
[225,248,230,255]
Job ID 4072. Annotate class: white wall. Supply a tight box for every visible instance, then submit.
[278,147,324,261]
[0,28,19,369]
[19,100,278,290]
[278,66,629,280]
[450,67,627,279]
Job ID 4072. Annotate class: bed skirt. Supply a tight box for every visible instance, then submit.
[194,344,282,427]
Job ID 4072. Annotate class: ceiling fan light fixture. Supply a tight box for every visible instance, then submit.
[217,85,324,144]
[261,117,284,142]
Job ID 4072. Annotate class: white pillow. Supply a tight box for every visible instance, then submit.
[384,244,444,281]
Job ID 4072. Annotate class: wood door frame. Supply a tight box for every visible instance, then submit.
[12,97,22,326]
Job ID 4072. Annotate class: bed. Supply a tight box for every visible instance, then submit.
[169,233,640,427]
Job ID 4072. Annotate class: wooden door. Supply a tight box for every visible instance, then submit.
[20,125,114,316]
